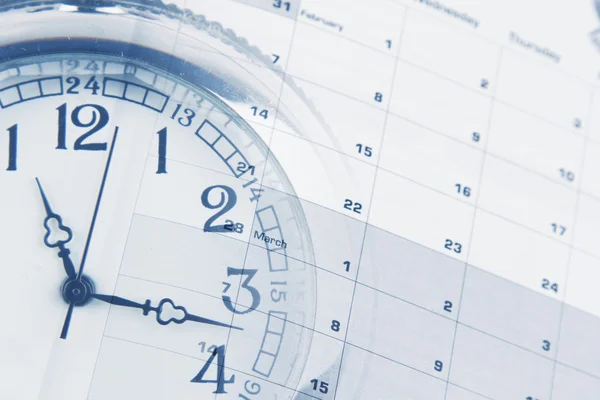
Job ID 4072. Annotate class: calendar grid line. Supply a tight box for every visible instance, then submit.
[547,89,597,399]
[230,0,599,92]
[138,142,600,304]
[181,86,587,203]
[446,383,495,400]
[81,18,189,398]
[116,268,600,388]
[271,116,581,197]
[4,1,600,399]
[133,198,600,357]
[251,122,584,251]
[174,95,594,218]
[100,335,322,400]
[402,2,600,87]
[178,29,595,150]
[391,55,584,138]
[100,11,600,393]
[146,150,584,271]
[214,3,305,400]
[294,18,398,58]
[276,68,586,143]
[345,341,447,383]
[124,208,568,330]
[330,9,409,400]
[132,150,599,313]
[99,331,501,400]
[175,64,591,168]
[229,0,600,119]
[443,47,504,399]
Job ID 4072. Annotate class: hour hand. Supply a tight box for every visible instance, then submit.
[35,177,77,279]
[92,294,243,331]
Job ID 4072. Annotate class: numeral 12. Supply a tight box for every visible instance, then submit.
[55,103,109,151]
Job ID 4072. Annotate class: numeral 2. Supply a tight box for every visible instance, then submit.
[201,185,237,232]
[443,301,453,313]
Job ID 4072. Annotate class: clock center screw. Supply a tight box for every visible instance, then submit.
[60,275,95,306]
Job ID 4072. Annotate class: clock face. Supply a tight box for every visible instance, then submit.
[0,48,316,400]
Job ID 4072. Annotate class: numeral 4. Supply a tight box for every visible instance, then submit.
[191,345,234,394]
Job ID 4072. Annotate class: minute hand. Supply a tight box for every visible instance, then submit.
[92,294,243,331]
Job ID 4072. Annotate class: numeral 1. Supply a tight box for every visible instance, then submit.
[56,103,67,150]
[6,124,17,171]
[156,127,167,174]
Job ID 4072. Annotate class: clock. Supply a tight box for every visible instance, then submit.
[0,1,320,399]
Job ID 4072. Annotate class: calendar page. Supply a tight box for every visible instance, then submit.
[189,0,600,399]
[1,0,600,399]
